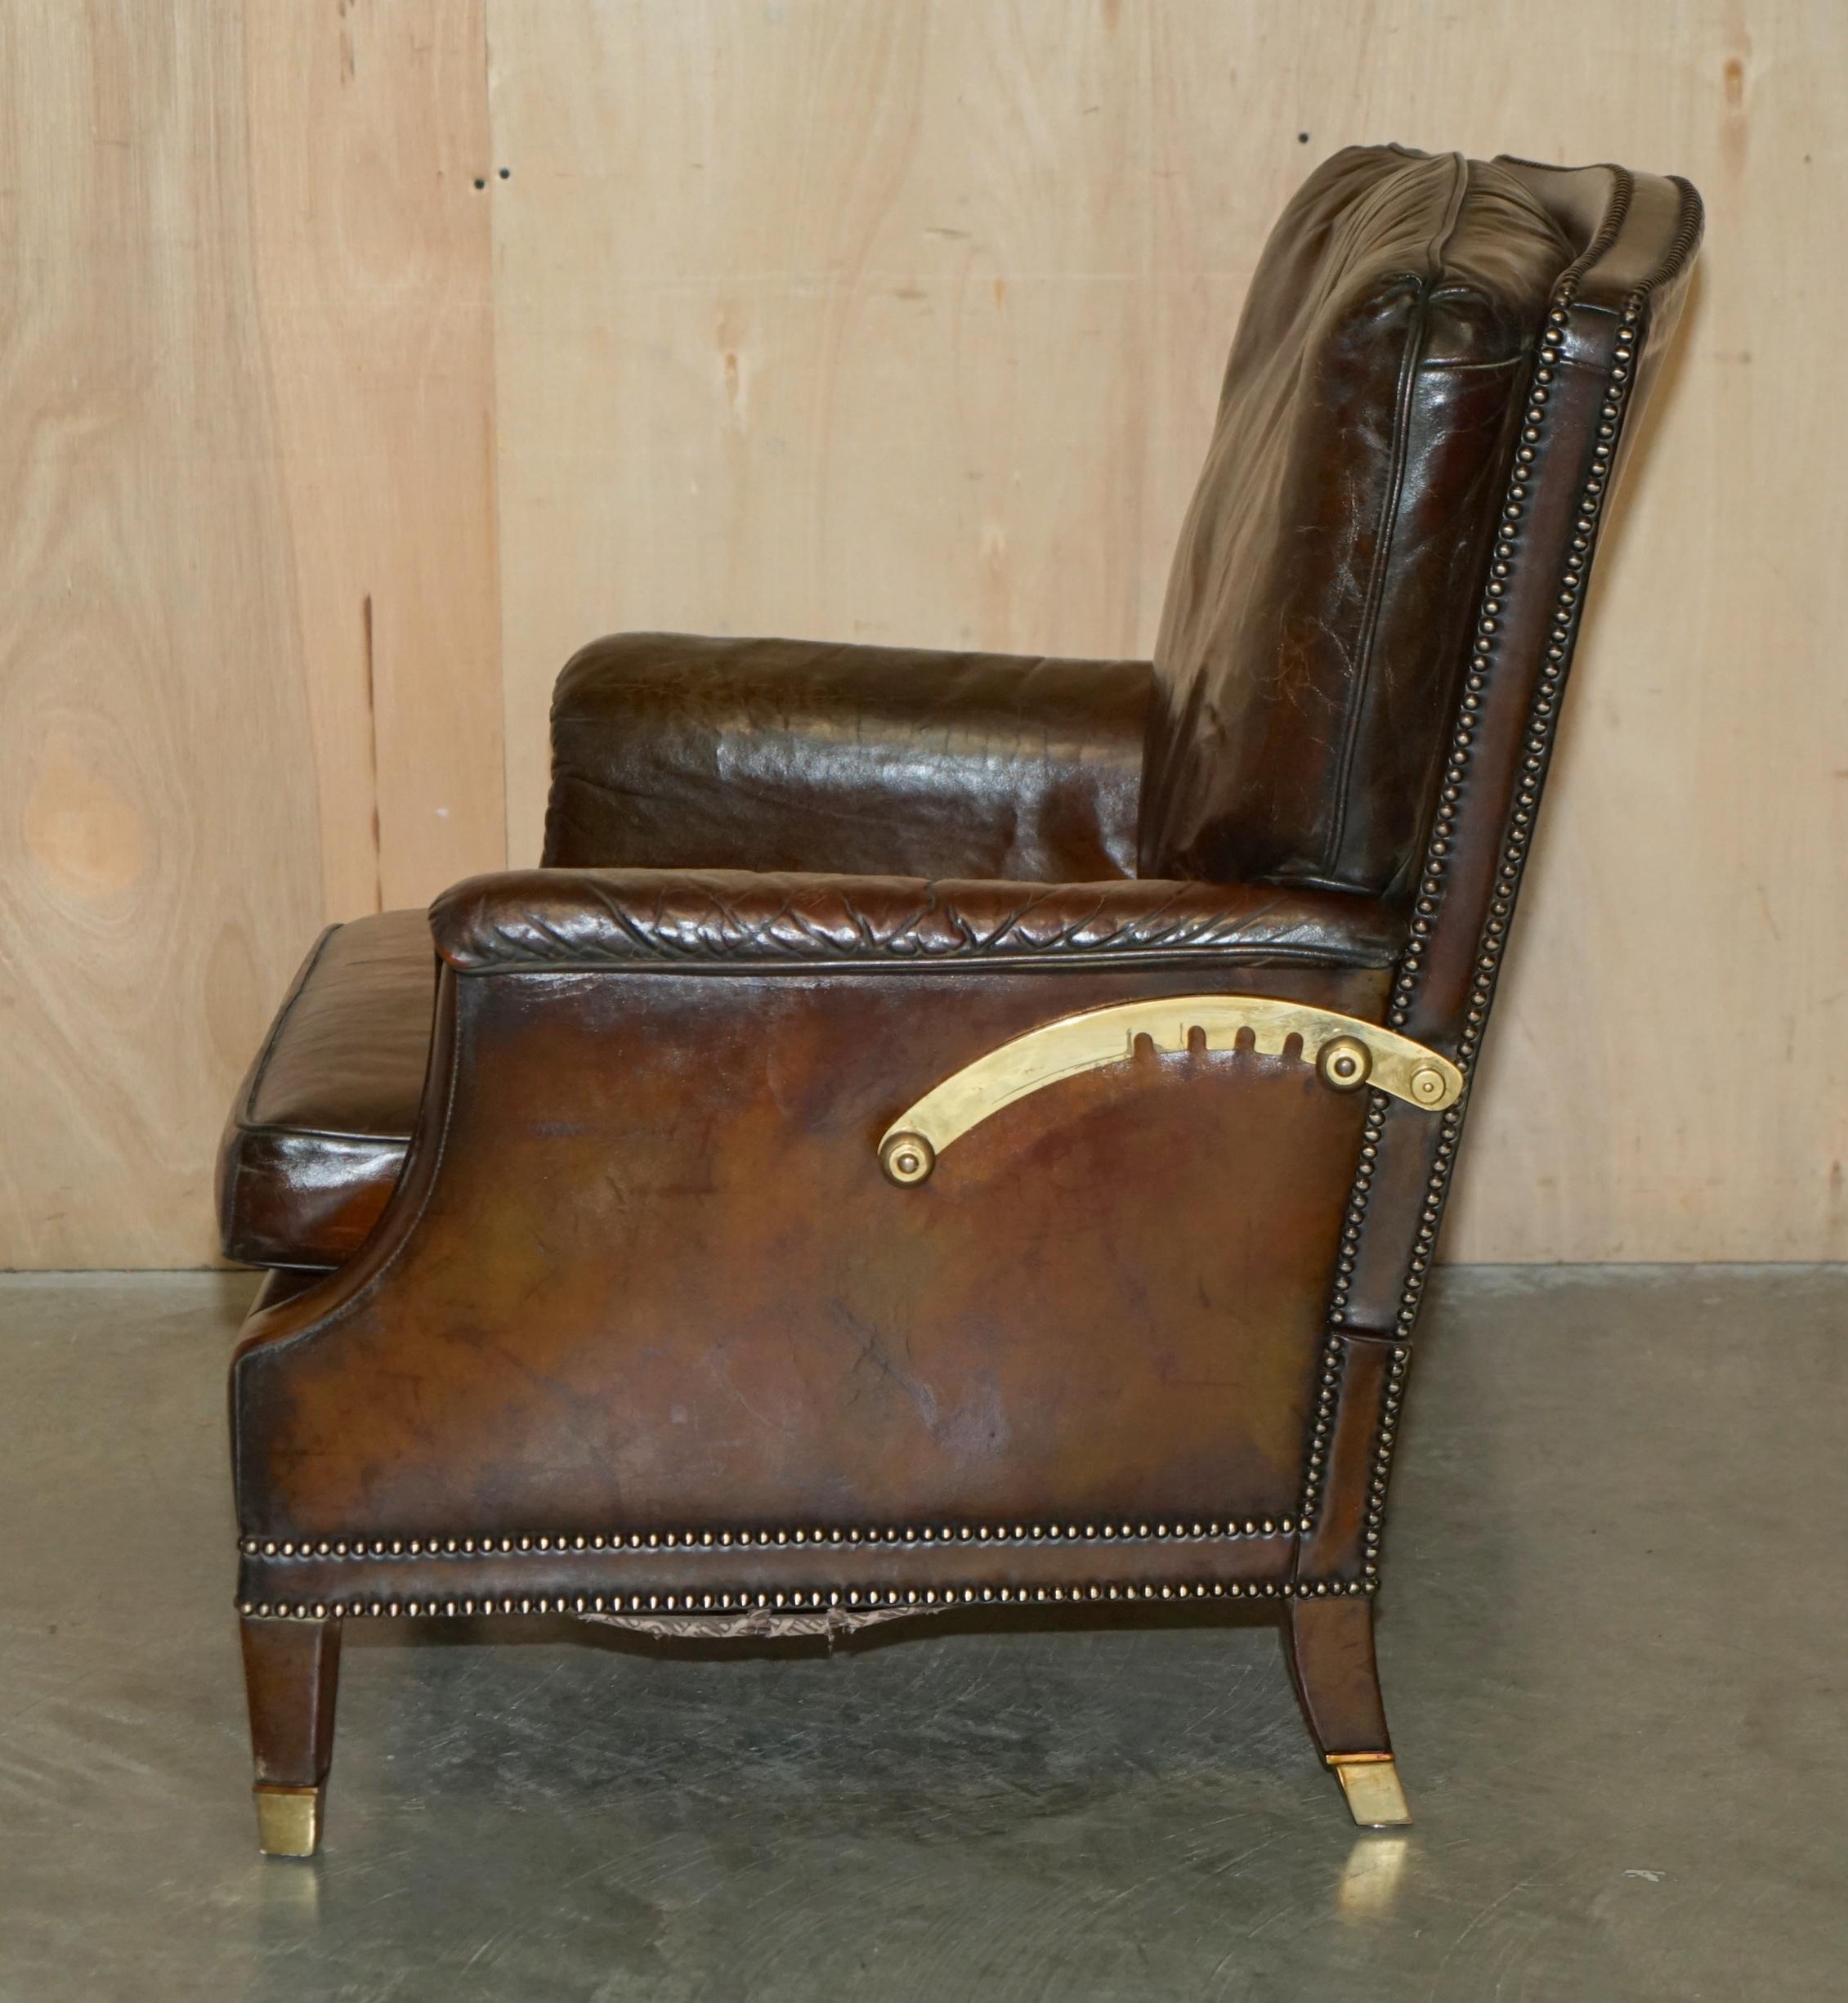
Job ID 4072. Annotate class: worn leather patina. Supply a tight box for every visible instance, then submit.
[1142,148,1574,894]
[546,634,1153,885]
[217,912,434,1270]
[219,146,1702,1849]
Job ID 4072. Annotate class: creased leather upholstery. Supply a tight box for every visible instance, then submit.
[221,872,1398,1268]
[216,912,434,1267]
[545,633,1151,883]
[1141,147,1571,894]
[221,146,1703,1842]
[432,868,1403,973]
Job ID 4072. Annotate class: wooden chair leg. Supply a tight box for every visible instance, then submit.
[1282,1595,1411,1826]
[240,1615,342,1857]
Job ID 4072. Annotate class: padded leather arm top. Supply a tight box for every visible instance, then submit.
[543,633,1152,884]
[430,868,1404,975]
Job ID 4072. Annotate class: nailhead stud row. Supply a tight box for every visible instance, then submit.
[239,1517,1300,1562]
[1309,175,1698,1540]
[1329,240,1648,1336]
[1327,1092,1389,1327]
[1314,211,1662,1510]
[1386,283,1644,1339]
[1358,1348,1411,1579]
[239,1576,1379,1620]
[1295,1332,1345,1531]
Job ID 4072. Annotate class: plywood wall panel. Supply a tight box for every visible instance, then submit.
[0,3,324,1268]
[485,0,1847,1262]
[244,0,504,918]
[0,2,501,1268]
[2,2,1841,1266]
[485,2,1258,849]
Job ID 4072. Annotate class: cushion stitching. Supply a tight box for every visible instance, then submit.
[238,925,339,1131]
[443,943,1400,976]
[1319,151,1473,882]
[236,1122,417,1146]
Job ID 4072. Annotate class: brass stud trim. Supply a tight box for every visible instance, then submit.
[1373,232,1698,1342]
[1353,1347,1412,1573]
[239,1575,1376,1620]
[1295,1330,1345,1528]
[1309,170,1702,1519]
[239,1516,1302,1562]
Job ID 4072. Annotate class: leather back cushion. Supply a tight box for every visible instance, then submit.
[1140,147,1570,893]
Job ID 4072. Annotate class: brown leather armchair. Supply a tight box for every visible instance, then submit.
[221,146,1701,1855]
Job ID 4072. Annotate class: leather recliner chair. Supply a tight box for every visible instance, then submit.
[220,145,1701,1855]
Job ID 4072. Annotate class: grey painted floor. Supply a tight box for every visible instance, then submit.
[1,1266,1843,2002]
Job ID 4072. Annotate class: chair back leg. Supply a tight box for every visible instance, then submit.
[1282,1596,1411,1826]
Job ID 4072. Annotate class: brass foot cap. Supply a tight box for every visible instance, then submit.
[255,1785,323,1857]
[1329,1754,1412,1827]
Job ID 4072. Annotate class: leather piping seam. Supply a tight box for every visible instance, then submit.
[1374,271,1648,1342]
[220,925,340,1254]
[1644,178,1707,294]
[1320,150,1471,880]
[230,969,464,1384]
[235,925,340,1131]
[1524,161,1635,294]
[220,921,342,1249]
[239,1576,1379,1621]
[1304,164,1682,1509]
[440,944,1400,978]
[239,1519,1302,1561]
[232,1118,414,1145]
[1356,173,1707,1353]
[1408,352,1531,375]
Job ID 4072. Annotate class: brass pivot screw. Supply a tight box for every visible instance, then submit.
[879,1131,936,1185]
[1317,1036,1372,1092]
[1409,1065,1447,1106]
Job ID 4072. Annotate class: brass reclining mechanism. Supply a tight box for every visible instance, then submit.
[878,997,1462,1186]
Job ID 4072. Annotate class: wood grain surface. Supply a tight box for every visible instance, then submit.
[0,1,501,1266]
[245,0,504,920]
[0,3,325,1268]
[485,0,1847,1265]
[2,1,1841,1264]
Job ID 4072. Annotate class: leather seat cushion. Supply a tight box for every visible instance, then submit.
[217,912,434,1268]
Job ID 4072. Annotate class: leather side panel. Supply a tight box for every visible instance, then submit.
[232,957,1391,1544]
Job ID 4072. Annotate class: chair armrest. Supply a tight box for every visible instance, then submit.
[542,633,1153,883]
[430,867,1404,975]
[235,863,1407,1546]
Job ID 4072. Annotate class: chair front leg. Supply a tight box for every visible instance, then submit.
[240,1614,342,1857]
[1282,1594,1410,1826]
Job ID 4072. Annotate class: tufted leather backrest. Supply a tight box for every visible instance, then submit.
[1139,147,1573,893]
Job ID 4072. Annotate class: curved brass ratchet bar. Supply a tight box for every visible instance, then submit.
[877,995,1462,1185]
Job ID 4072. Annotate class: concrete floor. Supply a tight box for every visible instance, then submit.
[1,1266,1843,2002]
